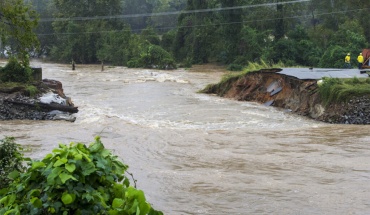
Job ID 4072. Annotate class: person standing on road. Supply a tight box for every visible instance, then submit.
[357,53,364,69]
[344,53,351,68]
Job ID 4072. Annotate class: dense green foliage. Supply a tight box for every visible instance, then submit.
[0,0,39,64]
[318,77,370,106]
[0,58,33,83]
[0,137,163,215]
[0,137,27,190]
[3,0,370,69]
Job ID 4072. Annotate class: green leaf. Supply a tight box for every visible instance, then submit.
[53,158,68,167]
[31,161,46,170]
[7,170,20,180]
[44,153,53,159]
[112,198,124,209]
[47,167,63,185]
[89,140,104,153]
[81,162,96,176]
[101,149,111,158]
[30,197,42,208]
[29,189,41,197]
[61,193,74,205]
[108,210,119,215]
[74,154,83,160]
[65,163,76,173]
[59,172,77,184]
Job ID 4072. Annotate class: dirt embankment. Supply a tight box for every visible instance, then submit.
[202,69,370,124]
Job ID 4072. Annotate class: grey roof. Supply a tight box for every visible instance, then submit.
[277,68,370,80]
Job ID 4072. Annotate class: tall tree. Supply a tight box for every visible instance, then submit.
[0,0,39,63]
[173,0,217,64]
[122,0,153,32]
[219,0,242,63]
[149,0,186,33]
[29,0,56,57]
[51,0,124,63]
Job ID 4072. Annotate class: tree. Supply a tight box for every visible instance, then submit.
[173,0,218,64]
[148,0,186,33]
[122,0,153,32]
[218,0,243,63]
[51,0,124,63]
[0,0,39,64]
[28,0,57,57]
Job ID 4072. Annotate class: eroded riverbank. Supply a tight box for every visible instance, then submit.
[201,69,370,124]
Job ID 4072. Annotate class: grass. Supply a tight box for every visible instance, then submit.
[0,82,26,88]
[25,85,38,97]
[0,82,38,97]
[318,77,370,106]
[220,60,287,83]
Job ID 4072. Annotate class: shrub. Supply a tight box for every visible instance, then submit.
[0,137,163,215]
[0,137,26,189]
[127,59,141,68]
[139,45,176,69]
[25,85,39,97]
[0,58,33,83]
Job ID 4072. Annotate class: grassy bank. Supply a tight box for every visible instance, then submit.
[318,77,370,106]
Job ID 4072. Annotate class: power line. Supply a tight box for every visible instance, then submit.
[36,7,369,36]
[39,0,310,22]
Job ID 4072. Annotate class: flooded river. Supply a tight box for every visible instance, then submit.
[1,61,370,214]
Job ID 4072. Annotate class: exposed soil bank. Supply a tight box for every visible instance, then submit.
[201,69,370,124]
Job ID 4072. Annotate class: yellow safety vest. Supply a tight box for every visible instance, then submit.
[358,55,364,63]
[345,55,350,63]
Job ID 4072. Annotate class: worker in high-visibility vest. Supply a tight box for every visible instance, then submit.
[357,53,364,69]
[344,53,351,68]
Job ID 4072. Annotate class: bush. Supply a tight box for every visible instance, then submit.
[0,137,163,215]
[25,85,39,97]
[139,45,176,69]
[0,58,33,83]
[0,137,26,189]
[127,59,141,68]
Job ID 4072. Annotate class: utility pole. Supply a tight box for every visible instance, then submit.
[0,38,3,58]
[275,0,284,40]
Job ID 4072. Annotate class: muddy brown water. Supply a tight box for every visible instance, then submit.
[1,61,370,215]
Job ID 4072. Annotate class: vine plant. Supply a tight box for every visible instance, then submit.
[0,137,163,215]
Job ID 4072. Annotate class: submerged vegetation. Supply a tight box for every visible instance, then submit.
[0,137,163,215]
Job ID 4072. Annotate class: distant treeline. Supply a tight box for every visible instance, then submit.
[20,0,370,68]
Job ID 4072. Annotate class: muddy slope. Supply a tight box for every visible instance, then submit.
[202,69,370,124]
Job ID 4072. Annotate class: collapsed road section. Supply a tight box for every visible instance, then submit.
[201,68,370,124]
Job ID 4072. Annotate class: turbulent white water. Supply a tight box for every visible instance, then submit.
[1,61,370,214]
